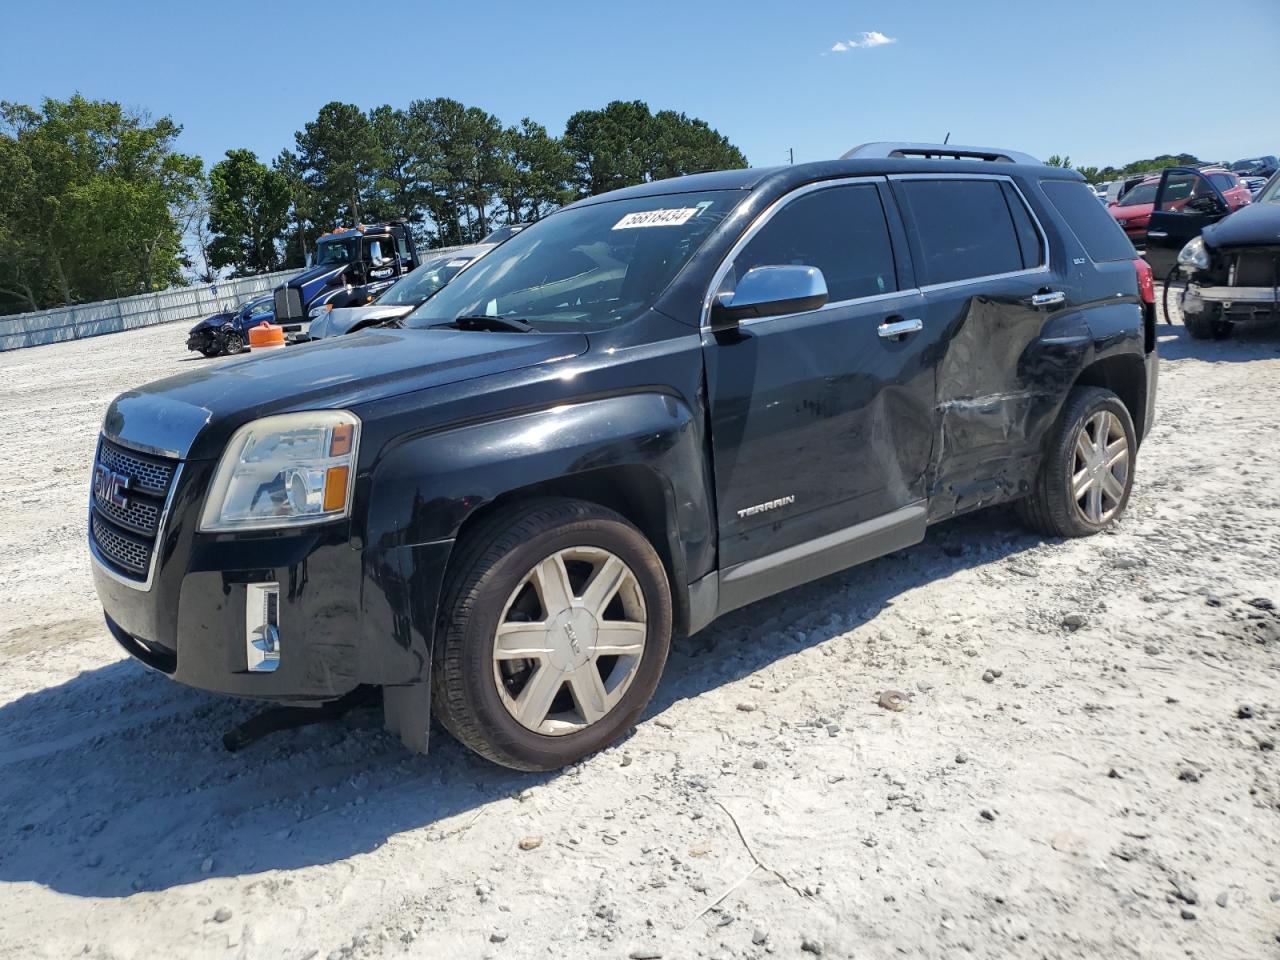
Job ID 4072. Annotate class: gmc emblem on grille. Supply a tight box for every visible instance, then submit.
[93,464,131,509]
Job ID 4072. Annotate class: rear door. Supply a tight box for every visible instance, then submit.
[1145,167,1231,276]
[887,174,1061,517]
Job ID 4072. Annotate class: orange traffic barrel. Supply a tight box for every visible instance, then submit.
[248,321,286,350]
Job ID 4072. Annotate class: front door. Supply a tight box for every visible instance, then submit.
[1145,167,1231,277]
[702,179,939,585]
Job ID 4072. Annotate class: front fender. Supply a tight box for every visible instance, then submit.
[353,391,714,684]
[363,391,713,559]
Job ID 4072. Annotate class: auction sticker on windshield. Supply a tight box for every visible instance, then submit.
[613,208,699,229]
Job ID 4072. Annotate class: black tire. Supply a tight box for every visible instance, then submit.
[1018,386,1137,538]
[223,330,247,354]
[1183,303,1233,341]
[432,498,673,771]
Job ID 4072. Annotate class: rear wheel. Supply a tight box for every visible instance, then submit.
[1019,386,1136,538]
[433,498,672,771]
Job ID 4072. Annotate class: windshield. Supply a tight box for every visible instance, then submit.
[378,256,473,306]
[405,191,742,333]
[1116,182,1158,207]
[1256,176,1280,205]
[316,238,356,265]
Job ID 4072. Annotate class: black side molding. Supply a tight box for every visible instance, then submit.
[716,503,928,616]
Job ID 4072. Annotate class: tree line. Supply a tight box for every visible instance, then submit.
[0,95,746,314]
[1045,153,1207,184]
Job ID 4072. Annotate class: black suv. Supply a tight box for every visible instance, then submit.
[89,143,1157,771]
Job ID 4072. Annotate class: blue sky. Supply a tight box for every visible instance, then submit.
[3,0,1278,173]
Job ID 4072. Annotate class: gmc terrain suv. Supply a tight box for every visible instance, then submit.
[89,143,1157,771]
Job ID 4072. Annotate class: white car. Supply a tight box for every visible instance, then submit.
[305,245,494,340]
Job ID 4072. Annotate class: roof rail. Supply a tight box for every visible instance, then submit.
[842,142,1041,165]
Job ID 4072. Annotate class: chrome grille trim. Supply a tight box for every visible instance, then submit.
[88,436,183,592]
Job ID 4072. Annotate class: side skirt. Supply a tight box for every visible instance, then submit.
[712,502,928,619]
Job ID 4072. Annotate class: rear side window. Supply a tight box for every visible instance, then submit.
[894,179,1027,285]
[1041,179,1136,262]
[733,183,897,302]
[1001,182,1045,269]
[1208,172,1236,191]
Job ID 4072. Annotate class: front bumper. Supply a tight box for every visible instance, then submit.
[1184,284,1279,317]
[91,457,453,702]
[187,331,215,353]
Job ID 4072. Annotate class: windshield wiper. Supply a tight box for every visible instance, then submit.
[449,314,536,334]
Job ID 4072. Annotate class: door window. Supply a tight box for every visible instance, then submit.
[1156,171,1219,213]
[895,179,1029,285]
[731,183,898,303]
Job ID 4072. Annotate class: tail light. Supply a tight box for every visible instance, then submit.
[1134,258,1155,305]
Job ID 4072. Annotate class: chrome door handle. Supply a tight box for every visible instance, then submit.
[877,318,923,339]
[1147,230,1168,238]
[1028,291,1066,307]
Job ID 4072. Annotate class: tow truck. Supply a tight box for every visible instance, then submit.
[271,222,419,338]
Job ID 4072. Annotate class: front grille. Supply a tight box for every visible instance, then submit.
[274,286,304,321]
[90,438,179,582]
[1233,251,1280,288]
[92,513,151,575]
[98,441,174,496]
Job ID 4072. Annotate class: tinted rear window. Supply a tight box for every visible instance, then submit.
[894,179,1027,285]
[1041,179,1136,262]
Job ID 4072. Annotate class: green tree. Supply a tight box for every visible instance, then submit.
[563,101,746,198]
[293,102,380,228]
[0,95,202,314]
[648,109,747,181]
[494,118,573,224]
[563,100,654,197]
[207,149,290,275]
[1045,154,1073,169]
[272,148,314,269]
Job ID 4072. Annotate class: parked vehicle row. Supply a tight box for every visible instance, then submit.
[1108,166,1252,245]
[92,142,1157,771]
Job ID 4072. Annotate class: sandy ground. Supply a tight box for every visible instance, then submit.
[0,313,1278,960]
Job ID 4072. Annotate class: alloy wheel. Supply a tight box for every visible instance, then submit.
[492,546,647,735]
[1071,410,1129,525]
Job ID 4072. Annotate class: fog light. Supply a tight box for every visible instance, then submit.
[245,582,280,673]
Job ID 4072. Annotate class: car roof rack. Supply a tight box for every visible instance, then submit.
[842,142,1041,165]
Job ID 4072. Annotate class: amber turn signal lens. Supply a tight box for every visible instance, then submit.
[322,466,349,512]
[329,424,354,456]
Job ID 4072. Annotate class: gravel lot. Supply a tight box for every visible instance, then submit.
[1,314,1278,960]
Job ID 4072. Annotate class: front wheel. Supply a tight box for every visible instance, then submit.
[1183,303,1233,341]
[222,330,247,354]
[1019,386,1137,538]
[433,498,672,771]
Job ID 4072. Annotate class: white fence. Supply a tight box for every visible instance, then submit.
[0,269,301,352]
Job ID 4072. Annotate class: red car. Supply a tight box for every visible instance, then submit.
[1108,168,1251,242]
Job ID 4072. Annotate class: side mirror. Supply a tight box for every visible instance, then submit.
[710,265,828,330]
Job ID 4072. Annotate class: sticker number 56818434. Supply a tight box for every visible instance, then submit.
[612,208,699,230]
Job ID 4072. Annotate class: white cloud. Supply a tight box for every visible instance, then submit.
[831,31,897,52]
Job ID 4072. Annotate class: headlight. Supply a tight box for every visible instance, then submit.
[200,411,360,532]
[1177,236,1210,270]
[307,304,333,320]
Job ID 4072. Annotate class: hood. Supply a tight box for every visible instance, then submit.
[1203,201,1280,250]
[189,311,233,334]
[102,329,589,461]
[309,304,413,340]
[1110,202,1153,219]
[286,262,353,302]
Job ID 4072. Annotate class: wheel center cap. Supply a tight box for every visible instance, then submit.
[547,608,597,671]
